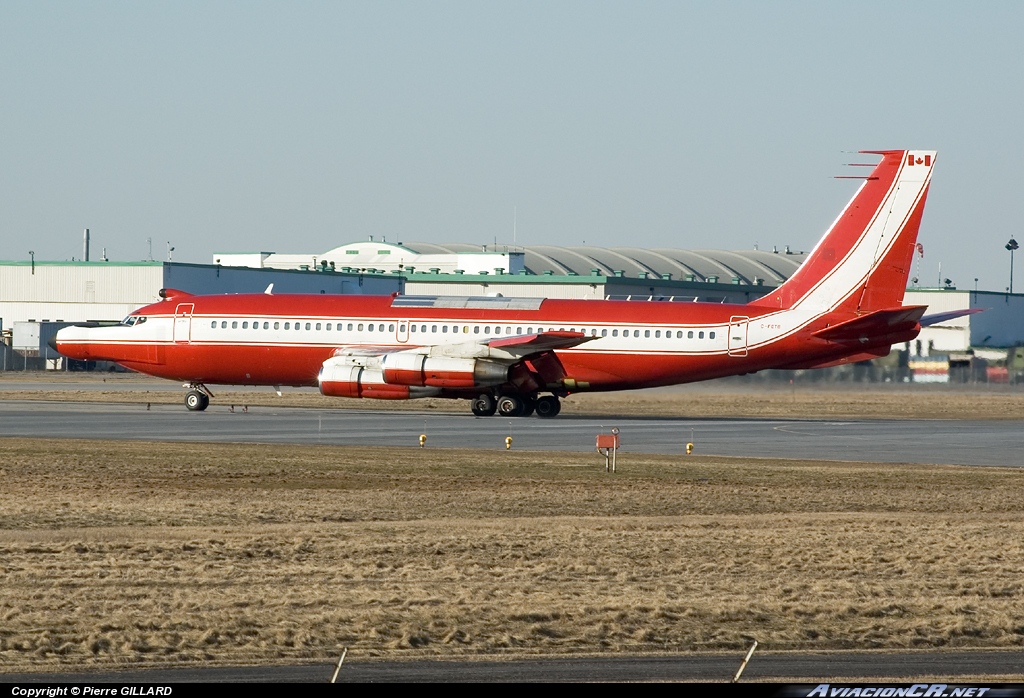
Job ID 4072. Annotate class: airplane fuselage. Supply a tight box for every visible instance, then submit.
[56,290,912,393]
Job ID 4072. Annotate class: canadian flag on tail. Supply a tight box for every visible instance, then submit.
[907,153,932,166]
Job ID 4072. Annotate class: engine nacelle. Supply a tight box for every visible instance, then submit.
[381,354,508,388]
[318,358,440,400]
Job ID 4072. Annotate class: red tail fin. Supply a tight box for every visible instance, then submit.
[751,150,935,312]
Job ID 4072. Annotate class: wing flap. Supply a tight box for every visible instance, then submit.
[331,346,400,357]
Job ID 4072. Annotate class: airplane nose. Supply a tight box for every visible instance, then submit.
[47,337,58,352]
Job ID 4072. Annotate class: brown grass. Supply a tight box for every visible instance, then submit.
[3,438,1024,673]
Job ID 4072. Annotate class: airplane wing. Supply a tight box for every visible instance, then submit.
[322,331,597,396]
[485,330,597,356]
[331,331,596,361]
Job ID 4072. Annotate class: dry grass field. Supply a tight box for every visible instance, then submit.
[4,437,1024,674]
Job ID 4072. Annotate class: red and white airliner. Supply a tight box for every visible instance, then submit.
[56,150,941,418]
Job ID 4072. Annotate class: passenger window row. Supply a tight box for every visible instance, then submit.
[206,319,716,340]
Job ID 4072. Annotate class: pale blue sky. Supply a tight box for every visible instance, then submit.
[2,2,1022,290]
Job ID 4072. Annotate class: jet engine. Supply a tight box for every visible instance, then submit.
[318,353,509,399]
[318,359,442,399]
[380,353,508,388]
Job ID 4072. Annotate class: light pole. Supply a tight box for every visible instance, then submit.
[1007,238,1019,294]
[29,250,34,275]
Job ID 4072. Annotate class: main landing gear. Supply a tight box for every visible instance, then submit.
[472,393,561,418]
[534,395,561,418]
[184,384,212,412]
[471,394,497,416]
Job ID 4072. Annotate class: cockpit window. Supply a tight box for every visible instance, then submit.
[120,316,147,326]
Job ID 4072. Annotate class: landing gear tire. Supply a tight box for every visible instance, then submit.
[185,390,209,412]
[520,397,536,417]
[535,395,561,418]
[471,394,497,417]
[497,394,524,417]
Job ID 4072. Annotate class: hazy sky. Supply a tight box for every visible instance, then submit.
[3,2,1022,290]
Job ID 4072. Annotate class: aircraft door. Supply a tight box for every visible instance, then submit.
[173,303,195,344]
[728,315,749,357]
[396,319,410,343]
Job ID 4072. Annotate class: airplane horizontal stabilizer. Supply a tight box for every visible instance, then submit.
[812,306,927,343]
[919,308,984,327]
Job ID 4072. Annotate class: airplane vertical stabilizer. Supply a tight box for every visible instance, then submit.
[751,150,935,313]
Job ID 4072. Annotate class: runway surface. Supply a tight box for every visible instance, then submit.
[4,650,1022,682]
[0,399,1022,466]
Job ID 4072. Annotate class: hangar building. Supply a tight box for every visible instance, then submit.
[903,288,1024,355]
[0,260,402,327]
[215,240,808,303]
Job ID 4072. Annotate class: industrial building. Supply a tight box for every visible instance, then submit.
[0,260,402,326]
[903,288,1024,355]
[0,259,402,369]
[215,240,808,303]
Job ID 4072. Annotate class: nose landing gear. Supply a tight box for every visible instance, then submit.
[183,384,213,411]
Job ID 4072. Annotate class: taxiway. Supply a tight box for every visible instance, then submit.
[0,400,1020,466]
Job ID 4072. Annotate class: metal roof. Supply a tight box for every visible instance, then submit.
[398,243,806,285]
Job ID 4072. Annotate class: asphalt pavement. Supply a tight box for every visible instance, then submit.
[4,650,1023,682]
[0,399,1020,466]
